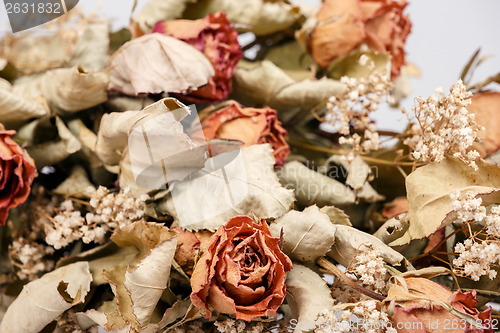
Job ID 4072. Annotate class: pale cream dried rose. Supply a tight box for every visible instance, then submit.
[190,216,292,321]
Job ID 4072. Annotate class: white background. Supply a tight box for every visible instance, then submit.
[1,0,500,129]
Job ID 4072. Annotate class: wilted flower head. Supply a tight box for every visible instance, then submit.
[190,216,292,321]
[0,127,36,225]
[153,11,242,102]
[199,102,290,165]
[309,0,411,78]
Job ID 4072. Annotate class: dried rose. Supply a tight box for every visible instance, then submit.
[467,91,500,156]
[173,227,214,276]
[199,102,290,165]
[190,216,292,321]
[386,277,493,333]
[0,127,36,225]
[152,12,242,103]
[310,0,411,78]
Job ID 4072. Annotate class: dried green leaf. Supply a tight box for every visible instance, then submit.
[270,205,335,262]
[108,34,214,96]
[391,158,500,246]
[277,161,356,207]
[327,51,390,80]
[184,0,301,36]
[0,262,92,333]
[319,206,351,226]
[328,224,412,269]
[285,264,334,333]
[232,60,346,112]
[149,144,295,231]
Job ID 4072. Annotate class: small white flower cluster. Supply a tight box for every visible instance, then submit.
[315,300,396,333]
[214,319,264,333]
[449,190,486,222]
[8,237,55,280]
[453,239,500,281]
[86,186,148,230]
[449,191,500,280]
[44,187,147,250]
[327,63,393,158]
[348,249,389,294]
[404,80,483,169]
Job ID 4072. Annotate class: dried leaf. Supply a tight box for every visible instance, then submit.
[232,61,346,112]
[270,205,336,262]
[13,66,109,114]
[26,117,82,168]
[319,206,352,226]
[285,264,335,333]
[327,51,391,80]
[108,34,214,96]
[148,144,295,231]
[66,22,110,71]
[277,161,356,207]
[184,0,301,36]
[0,262,92,333]
[373,213,409,245]
[132,0,197,33]
[391,158,500,246]
[0,86,48,127]
[328,224,411,269]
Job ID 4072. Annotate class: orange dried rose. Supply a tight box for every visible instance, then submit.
[190,216,292,321]
[310,0,411,78]
[200,102,290,165]
[386,277,493,333]
[0,127,36,225]
[173,227,214,276]
[152,12,242,103]
[467,91,500,156]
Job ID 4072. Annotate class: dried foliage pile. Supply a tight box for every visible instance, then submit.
[0,1,499,332]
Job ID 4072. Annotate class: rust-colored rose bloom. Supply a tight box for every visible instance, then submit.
[386,277,493,333]
[0,128,36,225]
[152,12,242,102]
[467,91,500,156]
[310,0,411,78]
[190,216,292,321]
[200,102,290,165]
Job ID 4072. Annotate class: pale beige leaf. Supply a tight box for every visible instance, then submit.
[277,161,356,207]
[285,265,334,333]
[13,66,109,114]
[391,158,500,246]
[374,213,409,245]
[66,23,110,71]
[96,98,189,166]
[233,61,346,112]
[152,144,295,231]
[0,88,48,127]
[328,225,412,269]
[327,154,384,202]
[26,117,82,168]
[53,165,94,198]
[133,0,197,33]
[184,0,301,36]
[0,262,92,333]
[319,206,352,226]
[270,205,335,262]
[108,34,214,96]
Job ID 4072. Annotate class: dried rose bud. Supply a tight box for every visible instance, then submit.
[0,127,36,225]
[190,216,292,321]
[310,0,411,78]
[152,11,242,102]
[199,102,290,165]
[387,277,493,333]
